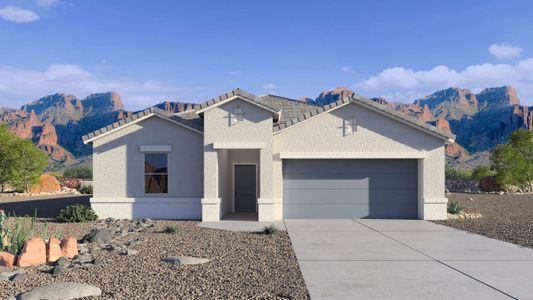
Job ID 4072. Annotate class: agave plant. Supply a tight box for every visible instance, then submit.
[447,200,462,215]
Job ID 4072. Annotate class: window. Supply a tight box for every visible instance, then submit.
[144,153,168,193]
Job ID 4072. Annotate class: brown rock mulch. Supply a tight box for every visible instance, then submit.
[434,193,533,249]
[1,220,309,299]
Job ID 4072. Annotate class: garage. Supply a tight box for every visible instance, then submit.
[282,159,418,219]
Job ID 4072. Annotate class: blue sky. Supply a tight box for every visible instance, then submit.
[1,0,533,109]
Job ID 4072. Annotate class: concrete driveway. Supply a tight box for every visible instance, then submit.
[286,219,533,300]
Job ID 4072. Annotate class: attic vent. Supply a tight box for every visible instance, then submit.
[230,104,245,126]
[343,116,358,136]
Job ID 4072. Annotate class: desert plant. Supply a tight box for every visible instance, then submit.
[447,200,462,215]
[162,225,179,234]
[445,167,472,180]
[471,165,493,180]
[4,211,37,254]
[63,166,93,180]
[56,204,98,223]
[0,210,5,250]
[262,224,278,235]
[79,185,93,194]
[491,129,533,189]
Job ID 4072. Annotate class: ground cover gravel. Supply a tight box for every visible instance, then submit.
[1,219,309,299]
[434,193,533,249]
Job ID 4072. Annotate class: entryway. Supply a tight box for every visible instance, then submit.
[234,164,257,212]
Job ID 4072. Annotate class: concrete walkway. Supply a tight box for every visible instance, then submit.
[286,219,533,300]
[199,212,286,232]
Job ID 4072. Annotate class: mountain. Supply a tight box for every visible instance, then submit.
[301,86,530,168]
[0,92,195,170]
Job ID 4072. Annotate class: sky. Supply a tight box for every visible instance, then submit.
[1,0,533,110]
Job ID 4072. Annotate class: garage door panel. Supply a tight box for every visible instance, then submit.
[283,159,418,219]
[283,174,417,189]
[283,204,418,219]
[283,189,417,205]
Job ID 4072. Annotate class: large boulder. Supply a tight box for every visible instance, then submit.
[47,238,63,262]
[16,282,102,300]
[479,176,499,192]
[0,251,16,268]
[28,174,61,193]
[82,229,113,244]
[17,238,46,267]
[60,237,77,259]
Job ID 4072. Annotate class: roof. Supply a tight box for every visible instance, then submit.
[82,107,202,144]
[83,88,455,144]
[272,93,455,142]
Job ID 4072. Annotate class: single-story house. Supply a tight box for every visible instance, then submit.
[82,88,455,221]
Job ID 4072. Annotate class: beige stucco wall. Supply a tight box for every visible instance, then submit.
[273,102,447,220]
[202,98,273,221]
[91,116,204,219]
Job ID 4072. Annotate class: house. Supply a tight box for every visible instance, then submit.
[82,88,455,221]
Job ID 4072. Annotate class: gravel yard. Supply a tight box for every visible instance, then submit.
[0,220,309,299]
[434,193,533,249]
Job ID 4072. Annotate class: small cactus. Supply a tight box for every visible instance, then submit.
[0,209,5,250]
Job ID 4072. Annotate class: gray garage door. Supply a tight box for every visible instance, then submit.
[283,159,418,219]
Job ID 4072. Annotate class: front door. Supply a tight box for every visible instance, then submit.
[234,165,257,212]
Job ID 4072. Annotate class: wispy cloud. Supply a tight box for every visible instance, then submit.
[0,64,202,110]
[0,6,39,23]
[489,43,522,60]
[36,0,60,7]
[354,58,533,103]
[263,83,276,90]
[340,66,353,73]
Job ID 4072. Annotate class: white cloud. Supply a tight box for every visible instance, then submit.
[489,43,522,60]
[355,58,533,104]
[0,64,201,110]
[263,83,276,90]
[0,6,39,23]
[37,0,60,6]
[340,66,353,73]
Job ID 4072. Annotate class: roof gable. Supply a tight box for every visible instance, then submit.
[194,88,281,118]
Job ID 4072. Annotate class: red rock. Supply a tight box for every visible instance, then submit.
[17,237,47,267]
[29,174,61,193]
[435,118,451,133]
[419,104,434,122]
[47,237,63,262]
[60,237,77,258]
[0,251,16,268]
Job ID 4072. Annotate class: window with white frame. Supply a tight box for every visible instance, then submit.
[144,153,168,193]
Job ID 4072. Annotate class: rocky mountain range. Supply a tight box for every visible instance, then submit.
[0,85,530,170]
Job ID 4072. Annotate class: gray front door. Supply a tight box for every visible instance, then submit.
[283,159,418,219]
[234,165,257,212]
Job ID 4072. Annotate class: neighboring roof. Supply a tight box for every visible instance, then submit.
[273,93,456,142]
[82,107,202,144]
[83,88,454,145]
[194,88,281,116]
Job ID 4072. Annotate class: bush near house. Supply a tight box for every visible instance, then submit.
[490,129,533,189]
[62,166,93,180]
[79,185,93,194]
[0,125,48,192]
[56,204,98,223]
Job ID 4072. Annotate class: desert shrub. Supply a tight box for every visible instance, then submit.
[162,225,179,234]
[447,200,462,214]
[471,166,493,180]
[445,167,472,180]
[63,166,93,180]
[79,185,93,194]
[56,204,98,223]
[491,129,533,189]
[262,224,279,235]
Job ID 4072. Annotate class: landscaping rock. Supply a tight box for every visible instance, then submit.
[46,237,63,262]
[28,174,61,193]
[17,238,46,267]
[60,237,77,258]
[54,257,69,267]
[0,251,16,268]
[122,249,139,256]
[16,282,102,300]
[52,264,67,276]
[82,229,113,244]
[10,273,24,282]
[0,268,24,281]
[161,256,210,265]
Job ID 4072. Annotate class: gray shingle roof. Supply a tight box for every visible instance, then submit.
[195,88,281,114]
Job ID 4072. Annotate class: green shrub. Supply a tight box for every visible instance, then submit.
[471,166,492,180]
[445,167,472,180]
[262,224,278,235]
[63,166,93,180]
[162,225,179,234]
[79,185,93,194]
[56,204,98,223]
[447,200,462,214]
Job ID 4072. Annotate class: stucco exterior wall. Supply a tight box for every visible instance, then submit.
[202,98,273,221]
[273,102,447,220]
[91,116,204,219]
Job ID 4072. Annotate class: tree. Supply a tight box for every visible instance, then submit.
[0,126,18,191]
[491,129,533,188]
[9,138,48,192]
[471,165,492,180]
